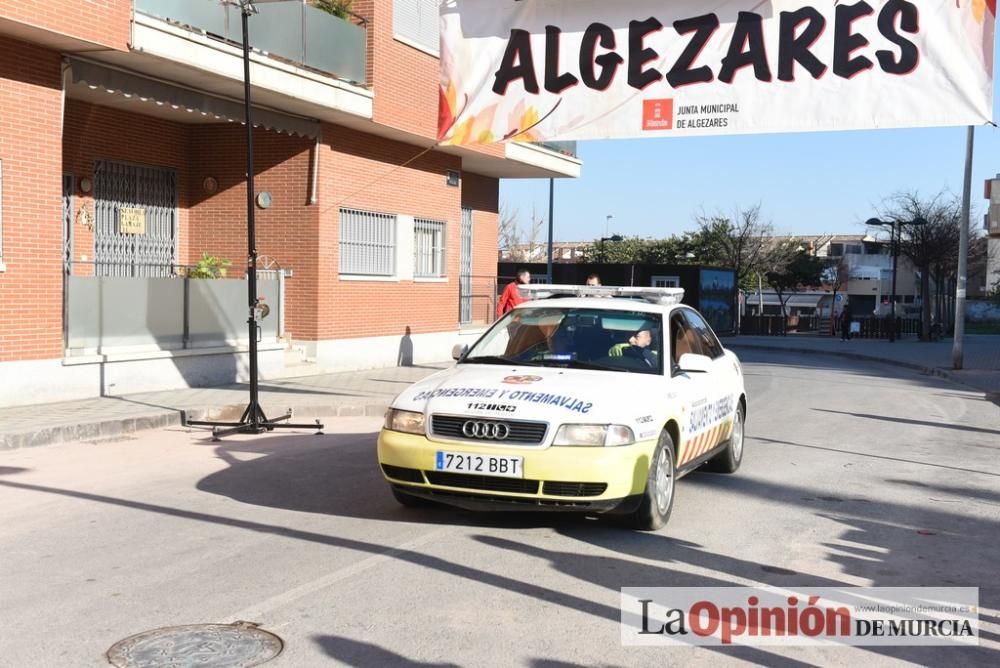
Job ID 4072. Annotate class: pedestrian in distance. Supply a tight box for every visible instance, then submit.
[497,268,531,319]
[839,306,852,342]
[585,274,601,286]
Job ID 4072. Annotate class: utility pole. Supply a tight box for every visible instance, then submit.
[953,126,974,369]
[888,221,898,342]
[546,178,554,283]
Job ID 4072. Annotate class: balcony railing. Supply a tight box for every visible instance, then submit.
[135,0,368,85]
[531,140,578,158]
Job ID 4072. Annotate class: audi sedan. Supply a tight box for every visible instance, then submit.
[376,285,747,530]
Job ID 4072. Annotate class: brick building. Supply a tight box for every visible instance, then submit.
[0,0,580,406]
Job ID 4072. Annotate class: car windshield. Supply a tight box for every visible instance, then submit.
[463,306,664,374]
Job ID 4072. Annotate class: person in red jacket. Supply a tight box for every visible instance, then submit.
[497,268,531,319]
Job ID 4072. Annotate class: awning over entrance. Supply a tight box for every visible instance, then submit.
[66,57,319,139]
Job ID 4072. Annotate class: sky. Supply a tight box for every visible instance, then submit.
[499,45,1000,244]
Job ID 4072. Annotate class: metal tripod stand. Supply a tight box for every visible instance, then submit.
[186,0,323,441]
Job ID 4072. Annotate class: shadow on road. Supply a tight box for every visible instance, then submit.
[313,634,460,667]
[813,408,1000,437]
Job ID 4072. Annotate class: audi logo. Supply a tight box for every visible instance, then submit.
[462,420,510,440]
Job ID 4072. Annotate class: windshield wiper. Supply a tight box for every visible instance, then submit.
[563,360,648,373]
[461,355,539,366]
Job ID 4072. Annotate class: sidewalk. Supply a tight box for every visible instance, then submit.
[724,334,1000,397]
[0,364,448,450]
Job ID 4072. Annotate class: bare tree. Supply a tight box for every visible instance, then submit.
[692,204,775,289]
[876,191,962,340]
[497,206,546,263]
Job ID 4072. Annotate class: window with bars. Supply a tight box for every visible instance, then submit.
[393,0,440,54]
[339,208,397,276]
[414,218,446,278]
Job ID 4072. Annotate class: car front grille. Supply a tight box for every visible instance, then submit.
[381,464,424,483]
[542,481,609,497]
[424,471,540,494]
[430,415,547,445]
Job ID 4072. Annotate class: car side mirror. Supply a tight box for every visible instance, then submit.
[452,343,469,361]
[677,353,712,374]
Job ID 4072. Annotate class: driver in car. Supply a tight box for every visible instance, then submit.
[610,326,658,368]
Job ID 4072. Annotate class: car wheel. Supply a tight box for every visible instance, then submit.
[705,402,745,474]
[630,430,676,531]
[391,486,434,508]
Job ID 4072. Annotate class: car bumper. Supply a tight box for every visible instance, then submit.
[377,429,658,513]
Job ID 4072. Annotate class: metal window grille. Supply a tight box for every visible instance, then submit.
[393,0,440,53]
[459,208,473,323]
[414,218,446,278]
[340,208,396,276]
[92,160,177,278]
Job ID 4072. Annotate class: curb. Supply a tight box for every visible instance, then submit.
[0,399,392,451]
[725,342,996,397]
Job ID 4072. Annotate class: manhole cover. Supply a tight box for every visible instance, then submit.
[106,621,282,668]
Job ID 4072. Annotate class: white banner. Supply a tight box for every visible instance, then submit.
[438,1,996,144]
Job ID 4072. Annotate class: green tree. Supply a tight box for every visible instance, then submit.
[580,235,695,264]
[764,247,825,319]
[312,0,353,20]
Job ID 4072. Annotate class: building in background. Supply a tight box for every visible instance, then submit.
[0,0,581,406]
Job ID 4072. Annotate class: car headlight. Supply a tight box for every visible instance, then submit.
[384,408,426,435]
[553,424,635,447]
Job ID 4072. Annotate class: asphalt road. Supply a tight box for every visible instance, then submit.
[1,350,998,667]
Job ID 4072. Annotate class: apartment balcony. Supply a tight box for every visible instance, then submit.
[135,0,367,84]
[63,0,373,131]
[987,212,1000,238]
[846,253,892,270]
[533,141,578,158]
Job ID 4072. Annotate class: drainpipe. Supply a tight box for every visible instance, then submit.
[309,134,320,205]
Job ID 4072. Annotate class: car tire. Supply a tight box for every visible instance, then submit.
[705,402,745,474]
[629,430,676,531]
[391,486,434,508]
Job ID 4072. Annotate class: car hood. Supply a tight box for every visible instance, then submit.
[392,363,664,424]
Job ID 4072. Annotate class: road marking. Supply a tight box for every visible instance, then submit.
[228,524,456,620]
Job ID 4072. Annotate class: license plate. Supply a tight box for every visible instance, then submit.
[435,451,524,479]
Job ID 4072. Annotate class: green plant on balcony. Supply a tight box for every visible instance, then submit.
[189,253,232,279]
[312,0,353,20]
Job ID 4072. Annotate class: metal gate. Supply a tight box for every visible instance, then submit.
[63,175,74,274]
[459,207,473,323]
[93,160,177,277]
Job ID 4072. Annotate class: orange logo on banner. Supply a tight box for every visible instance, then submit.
[642,99,674,131]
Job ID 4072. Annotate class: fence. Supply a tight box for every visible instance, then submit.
[848,316,921,339]
[461,275,499,326]
[739,315,921,338]
[64,261,283,355]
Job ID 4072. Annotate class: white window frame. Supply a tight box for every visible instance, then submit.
[414,218,447,279]
[339,208,398,278]
[652,275,681,288]
[0,159,5,272]
[393,0,441,57]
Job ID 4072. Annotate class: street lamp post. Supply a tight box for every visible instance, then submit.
[866,216,928,342]
[186,0,322,439]
[599,235,623,264]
